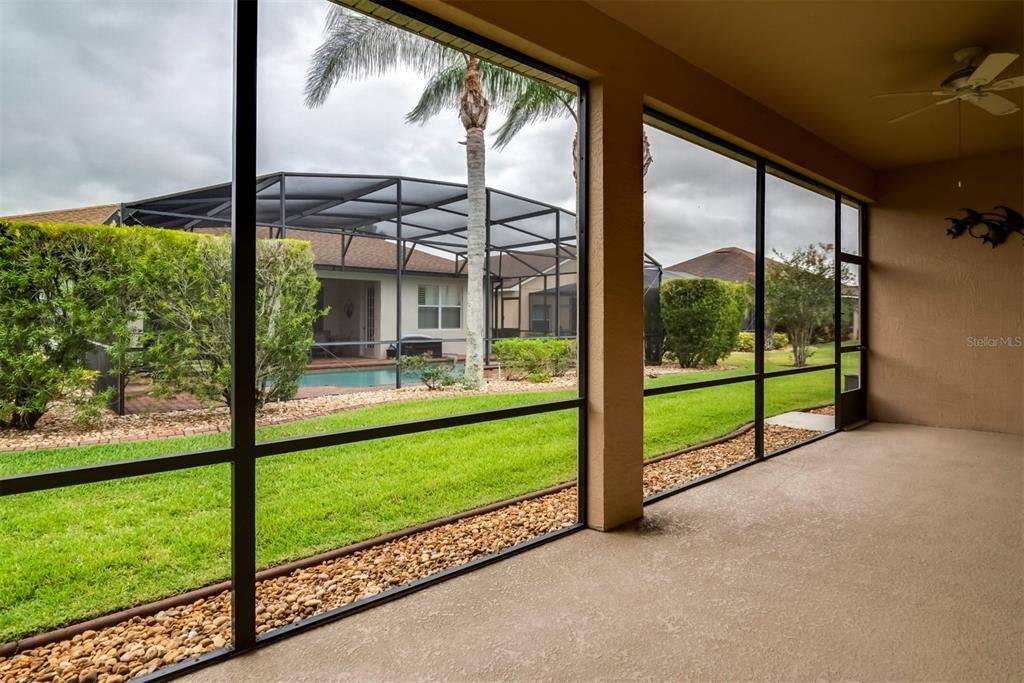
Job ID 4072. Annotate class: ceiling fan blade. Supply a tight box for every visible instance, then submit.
[887,101,943,124]
[982,75,1024,92]
[873,90,947,98]
[967,52,1019,87]
[966,93,1021,116]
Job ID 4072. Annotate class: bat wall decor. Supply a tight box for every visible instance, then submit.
[946,206,1023,248]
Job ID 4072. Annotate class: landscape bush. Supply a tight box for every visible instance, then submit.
[659,278,744,368]
[137,235,321,408]
[399,354,464,390]
[733,331,789,353]
[0,220,323,428]
[492,338,575,380]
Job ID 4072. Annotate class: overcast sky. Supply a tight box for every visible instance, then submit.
[0,0,844,264]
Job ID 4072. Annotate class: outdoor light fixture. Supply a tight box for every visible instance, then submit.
[946,206,1023,247]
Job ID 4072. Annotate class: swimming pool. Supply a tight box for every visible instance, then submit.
[299,363,464,389]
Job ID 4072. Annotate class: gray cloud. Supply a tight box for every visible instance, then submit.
[1,0,838,266]
[644,124,839,267]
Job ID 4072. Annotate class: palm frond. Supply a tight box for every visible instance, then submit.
[305,6,458,108]
[492,79,577,150]
[406,63,466,123]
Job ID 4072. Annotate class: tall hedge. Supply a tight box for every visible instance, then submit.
[659,278,744,368]
[0,220,322,429]
[0,223,140,429]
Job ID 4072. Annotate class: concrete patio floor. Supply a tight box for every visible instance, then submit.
[183,422,1023,682]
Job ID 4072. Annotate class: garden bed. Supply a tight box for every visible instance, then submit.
[0,423,816,683]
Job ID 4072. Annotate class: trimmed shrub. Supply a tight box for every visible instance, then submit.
[0,220,323,428]
[420,364,461,390]
[733,331,789,353]
[527,372,552,384]
[734,332,756,353]
[660,278,744,368]
[492,338,575,380]
[137,235,321,408]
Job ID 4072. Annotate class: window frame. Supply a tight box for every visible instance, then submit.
[641,108,869,497]
[417,283,462,330]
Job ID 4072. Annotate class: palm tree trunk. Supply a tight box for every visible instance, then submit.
[461,57,489,389]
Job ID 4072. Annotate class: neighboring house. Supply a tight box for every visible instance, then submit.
[491,246,578,337]
[665,246,757,283]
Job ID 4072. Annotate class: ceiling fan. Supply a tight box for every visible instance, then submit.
[876,47,1022,123]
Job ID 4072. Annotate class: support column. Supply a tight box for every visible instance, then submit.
[585,77,644,530]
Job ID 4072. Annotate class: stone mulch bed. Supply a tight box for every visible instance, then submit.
[807,404,835,416]
[0,424,816,683]
[0,374,576,454]
[643,363,737,378]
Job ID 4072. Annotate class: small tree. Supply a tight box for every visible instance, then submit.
[660,278,743,368]
[764,243,835,367]
[139,235,322,409]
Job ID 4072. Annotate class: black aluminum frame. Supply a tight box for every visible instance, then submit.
[640,108,868,502]
[837,197,869,425]
[0,1,589,680]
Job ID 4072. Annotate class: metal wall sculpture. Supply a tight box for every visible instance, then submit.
[946,206,1023,247]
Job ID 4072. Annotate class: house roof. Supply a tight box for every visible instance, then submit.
[666,247,757,282]
[0,207,459,276]
[2,204,118,225]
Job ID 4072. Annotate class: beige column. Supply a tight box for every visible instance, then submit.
[585,77,645,530]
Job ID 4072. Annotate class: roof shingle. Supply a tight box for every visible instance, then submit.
[1,204,118,225]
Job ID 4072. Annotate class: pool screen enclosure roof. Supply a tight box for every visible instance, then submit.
[116,172,579,257]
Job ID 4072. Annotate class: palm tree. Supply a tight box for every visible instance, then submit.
[305,6,525,388]
[493,81,653,180]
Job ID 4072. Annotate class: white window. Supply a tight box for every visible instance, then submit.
[418,284,461,329]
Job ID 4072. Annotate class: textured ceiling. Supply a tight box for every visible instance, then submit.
[588,0,1023,169]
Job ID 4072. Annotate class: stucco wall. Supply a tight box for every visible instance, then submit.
[869,149,1024,434]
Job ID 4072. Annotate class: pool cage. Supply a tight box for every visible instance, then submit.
[113,172,669,390]
[113,172,591,386]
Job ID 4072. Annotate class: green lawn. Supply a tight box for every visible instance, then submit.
[0,346,837,642]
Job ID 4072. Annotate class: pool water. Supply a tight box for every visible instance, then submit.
[299,363,464,389]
